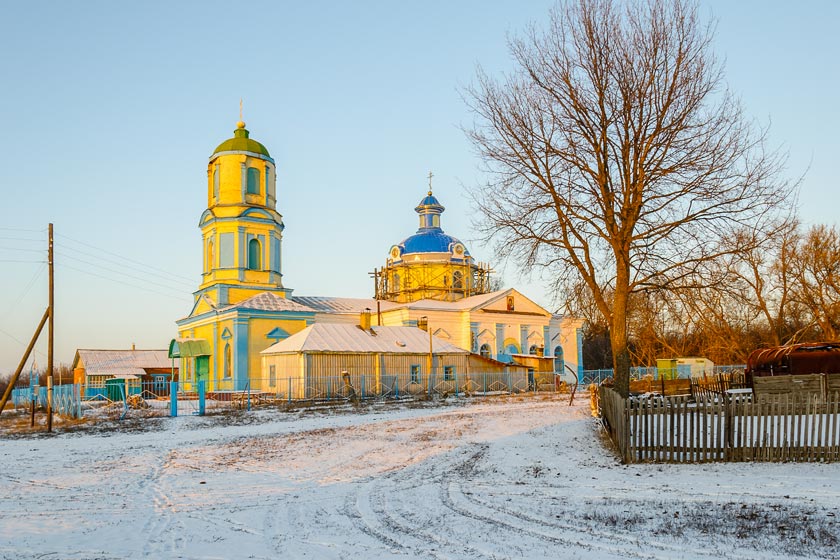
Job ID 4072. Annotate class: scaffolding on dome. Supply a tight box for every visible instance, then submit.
[371,260,493,303]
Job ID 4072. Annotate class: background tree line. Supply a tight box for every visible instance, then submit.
[574,221,840,369]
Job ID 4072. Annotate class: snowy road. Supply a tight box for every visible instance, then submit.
[1,394,838,559]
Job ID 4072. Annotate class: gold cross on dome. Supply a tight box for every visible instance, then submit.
[427,171,434,195]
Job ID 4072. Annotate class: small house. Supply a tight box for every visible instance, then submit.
[260,310,529,399]
[72,348,177,398]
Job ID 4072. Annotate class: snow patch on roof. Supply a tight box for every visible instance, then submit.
[262,323,469,354]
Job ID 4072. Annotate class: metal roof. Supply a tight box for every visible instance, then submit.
[221,292,316,313]
[262,323,469,355]
[398,230,470,255]
[86,368,147,377]
[289,296,399,315]
[212,125,270,157]
[74,349,172,372]
[169,338,212,358]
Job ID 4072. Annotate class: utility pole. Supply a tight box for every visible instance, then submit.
[47,223,54,432]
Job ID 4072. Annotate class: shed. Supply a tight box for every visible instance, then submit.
[72,349,176,398]
[261,323,473,398]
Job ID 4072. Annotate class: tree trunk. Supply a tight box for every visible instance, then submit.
[611,282,631,398]
[611,309,631,398]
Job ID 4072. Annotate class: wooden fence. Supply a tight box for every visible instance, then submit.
[599,387,840,463]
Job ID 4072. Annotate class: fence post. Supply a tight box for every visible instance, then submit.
[723,392,732,461]
[198,380,206,416]
[247,382,251,411]
[75,383,82,419]
[288,377,292,403]
[623,395,632,464]
[454,369,459,397]
[170,381,178,417]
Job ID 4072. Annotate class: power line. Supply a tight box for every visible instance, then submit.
[0,326,48,359]
[0,236,44,243]
[59,262,193,302]
[0,246,45,253]
[56,233,197,284]
[54,242,195,289]
[55,250,195,294]
[0,259,46,264]
[2,263,46,317]
[0,227,45,233]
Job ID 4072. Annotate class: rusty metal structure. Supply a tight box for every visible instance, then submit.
[745,342,840,386]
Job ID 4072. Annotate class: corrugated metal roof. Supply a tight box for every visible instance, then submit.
[221,292,316,313]
[262,323,469,355]
[290,296,399,314]
[394,289,510,311]
[75,350,172,372]
[86,368,148,377]
[169,338,212,358]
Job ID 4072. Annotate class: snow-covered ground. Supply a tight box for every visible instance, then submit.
[1,394,838,559]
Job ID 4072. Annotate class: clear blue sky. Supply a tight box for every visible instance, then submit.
[1,1,837,375]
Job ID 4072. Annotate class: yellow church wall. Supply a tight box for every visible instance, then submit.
[247,317,309,390]
[209,153,273,208]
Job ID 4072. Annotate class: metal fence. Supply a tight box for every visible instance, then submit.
[58,370,576,419]
[10,383,83,419]
[580,365,745,385]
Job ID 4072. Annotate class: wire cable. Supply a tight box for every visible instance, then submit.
[56,233,197,284]
[1,263,46,317]
[54,243,195,289]
[58,262,193,302]
[55,250,195,294]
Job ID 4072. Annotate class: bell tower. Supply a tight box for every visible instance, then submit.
[195,120,288,306]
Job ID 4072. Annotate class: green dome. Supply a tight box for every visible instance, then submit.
[212,125,271,157]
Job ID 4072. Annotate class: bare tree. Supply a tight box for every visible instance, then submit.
[465,0,792,396]
[789,224,840,340]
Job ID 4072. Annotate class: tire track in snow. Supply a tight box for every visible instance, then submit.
[140,452,186,558]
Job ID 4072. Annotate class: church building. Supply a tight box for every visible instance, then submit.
[175,121,583,391]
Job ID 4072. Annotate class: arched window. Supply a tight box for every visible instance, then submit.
[554,345,564,373]
[206,240,214,272]
[505,343,519,355]
[248,238,261,270]
[453,270,463,289]
[529,344,538,355]
[479,343,491,358]
[223,343,231,379]
[213,166,220,199]
[247,167,260,194]
[393,273,401,292]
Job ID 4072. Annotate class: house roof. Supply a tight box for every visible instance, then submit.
[74,349,172,372]
[262,323,469,355]
[220,292,316,314]
[289,296,399,314]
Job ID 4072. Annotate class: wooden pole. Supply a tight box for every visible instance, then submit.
[0,308,50,414]
[47,223,54,432]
